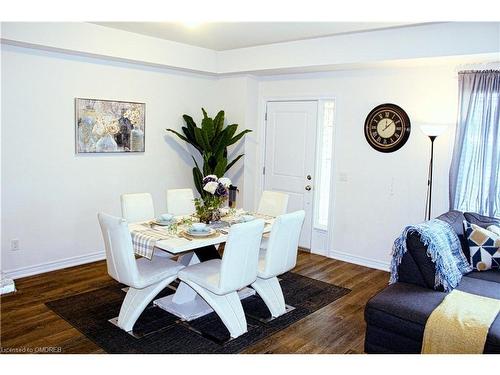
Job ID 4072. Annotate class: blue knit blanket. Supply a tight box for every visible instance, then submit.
[390,219,472,292]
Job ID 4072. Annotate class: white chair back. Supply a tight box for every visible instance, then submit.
[121,193,155,223]
[261,210,306,278]
[167,188,196,216]
[97,213,139,287]
[257,191,289,217]
[219,219,265,294]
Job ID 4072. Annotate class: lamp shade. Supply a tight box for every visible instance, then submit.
[419,123,449,137]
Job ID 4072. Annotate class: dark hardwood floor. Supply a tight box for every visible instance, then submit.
[0,252,389,354]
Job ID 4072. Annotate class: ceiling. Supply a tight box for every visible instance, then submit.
[92,22,418,51]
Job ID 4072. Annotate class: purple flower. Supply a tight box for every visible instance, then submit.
[214,182,228,197]
[203,174,218,185]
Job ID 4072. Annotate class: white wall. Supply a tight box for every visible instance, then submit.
[253,65,459,269]
[212,76,259,209]
[0,35,483,277]
[1,44,219,277]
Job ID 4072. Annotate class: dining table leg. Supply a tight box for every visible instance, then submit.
[153,245,254,321]
[153,247,218,320]
[194,245,221,262]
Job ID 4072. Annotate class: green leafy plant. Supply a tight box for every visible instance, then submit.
[194,196,225,223]
[166,108,251,197]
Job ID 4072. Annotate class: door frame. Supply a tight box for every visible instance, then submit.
[256,94,339,256]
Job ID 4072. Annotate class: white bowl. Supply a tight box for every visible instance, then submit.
[191,223,208,232]
[159,213,174,222]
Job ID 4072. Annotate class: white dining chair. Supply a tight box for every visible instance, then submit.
[178,219,265,339]
[120,193,155,223]
[251,210,305,319]
[257,190,289,217]
[120,192,172,258]
[166,188,196,216]
[257,190,289,249]
[97,213,184,333]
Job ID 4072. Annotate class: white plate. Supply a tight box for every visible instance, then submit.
[153,220,173,226]
[186,228,216,237]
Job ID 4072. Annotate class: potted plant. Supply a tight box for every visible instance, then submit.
[166,108,251,198]
[195,175,232,223]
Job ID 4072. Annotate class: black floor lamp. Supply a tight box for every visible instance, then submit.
[420,124,449,221]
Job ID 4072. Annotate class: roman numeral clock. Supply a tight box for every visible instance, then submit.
[364,103,411,153]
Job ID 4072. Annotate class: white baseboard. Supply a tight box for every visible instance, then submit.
[3,248,389,280]
[3,251,106,280]
[328,249,390,272]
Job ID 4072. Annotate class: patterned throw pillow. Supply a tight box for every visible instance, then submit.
[463,221,500,271]
[487,225,500,236]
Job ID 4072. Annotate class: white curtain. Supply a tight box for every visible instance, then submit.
[449,70,500,218]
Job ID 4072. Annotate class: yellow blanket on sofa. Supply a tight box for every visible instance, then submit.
[422,290,500,354]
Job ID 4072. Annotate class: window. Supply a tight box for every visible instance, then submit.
[314,100,335,230]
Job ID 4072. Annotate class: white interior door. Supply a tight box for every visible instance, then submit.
[264,101,318,249]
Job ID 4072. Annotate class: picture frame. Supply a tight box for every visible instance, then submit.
[75,98,146,153]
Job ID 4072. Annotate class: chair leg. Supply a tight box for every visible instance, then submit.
[116,276,176,332]
[182,280,248,338]
[251,276,286,318]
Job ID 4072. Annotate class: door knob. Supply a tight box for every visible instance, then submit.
[305,185,312,191]
[306,175,312,180]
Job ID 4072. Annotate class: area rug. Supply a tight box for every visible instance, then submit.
[46,272,349,353]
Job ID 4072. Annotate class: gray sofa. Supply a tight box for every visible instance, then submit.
[364,210,500,354]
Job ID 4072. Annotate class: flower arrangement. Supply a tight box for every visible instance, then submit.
[194,175,232,223]
[92,115,120,137]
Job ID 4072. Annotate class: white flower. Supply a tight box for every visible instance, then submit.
[218,177,232,188]
[123,106,142,126]
[106,120,120,135]
[203,181,218,194]
[205,175,217,180]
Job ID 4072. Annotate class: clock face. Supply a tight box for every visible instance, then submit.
[364,103,411,153]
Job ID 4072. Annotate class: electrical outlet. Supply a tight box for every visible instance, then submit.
[11,239,20,251]
[339,173,348,182]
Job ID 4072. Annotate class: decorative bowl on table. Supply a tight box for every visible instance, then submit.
[153,214,174,226]
[186,225,216,237]
[240,214,255,222]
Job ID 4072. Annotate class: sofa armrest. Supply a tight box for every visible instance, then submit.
[397,232,443,291]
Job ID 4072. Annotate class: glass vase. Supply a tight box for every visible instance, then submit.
[211,208,221,222]
[96,134,118,152]
[130,126,144,152]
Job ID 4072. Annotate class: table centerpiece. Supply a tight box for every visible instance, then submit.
[195,175,232,223]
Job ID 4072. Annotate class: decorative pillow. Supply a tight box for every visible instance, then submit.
[463,221,500,271]
[462,212,500,264]
[487,225,500,236]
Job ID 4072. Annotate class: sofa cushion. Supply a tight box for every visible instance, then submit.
[438,211,467,235]
[366,280,500,352]
[465,270,500,283]
[464,212,500,228]
[365,281,500,353]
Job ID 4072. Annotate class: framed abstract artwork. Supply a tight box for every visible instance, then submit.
[75,98,146,153]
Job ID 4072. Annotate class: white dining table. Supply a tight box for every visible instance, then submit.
[129,213,274,321]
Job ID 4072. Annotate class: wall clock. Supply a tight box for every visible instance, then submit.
[364,103,411,153]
